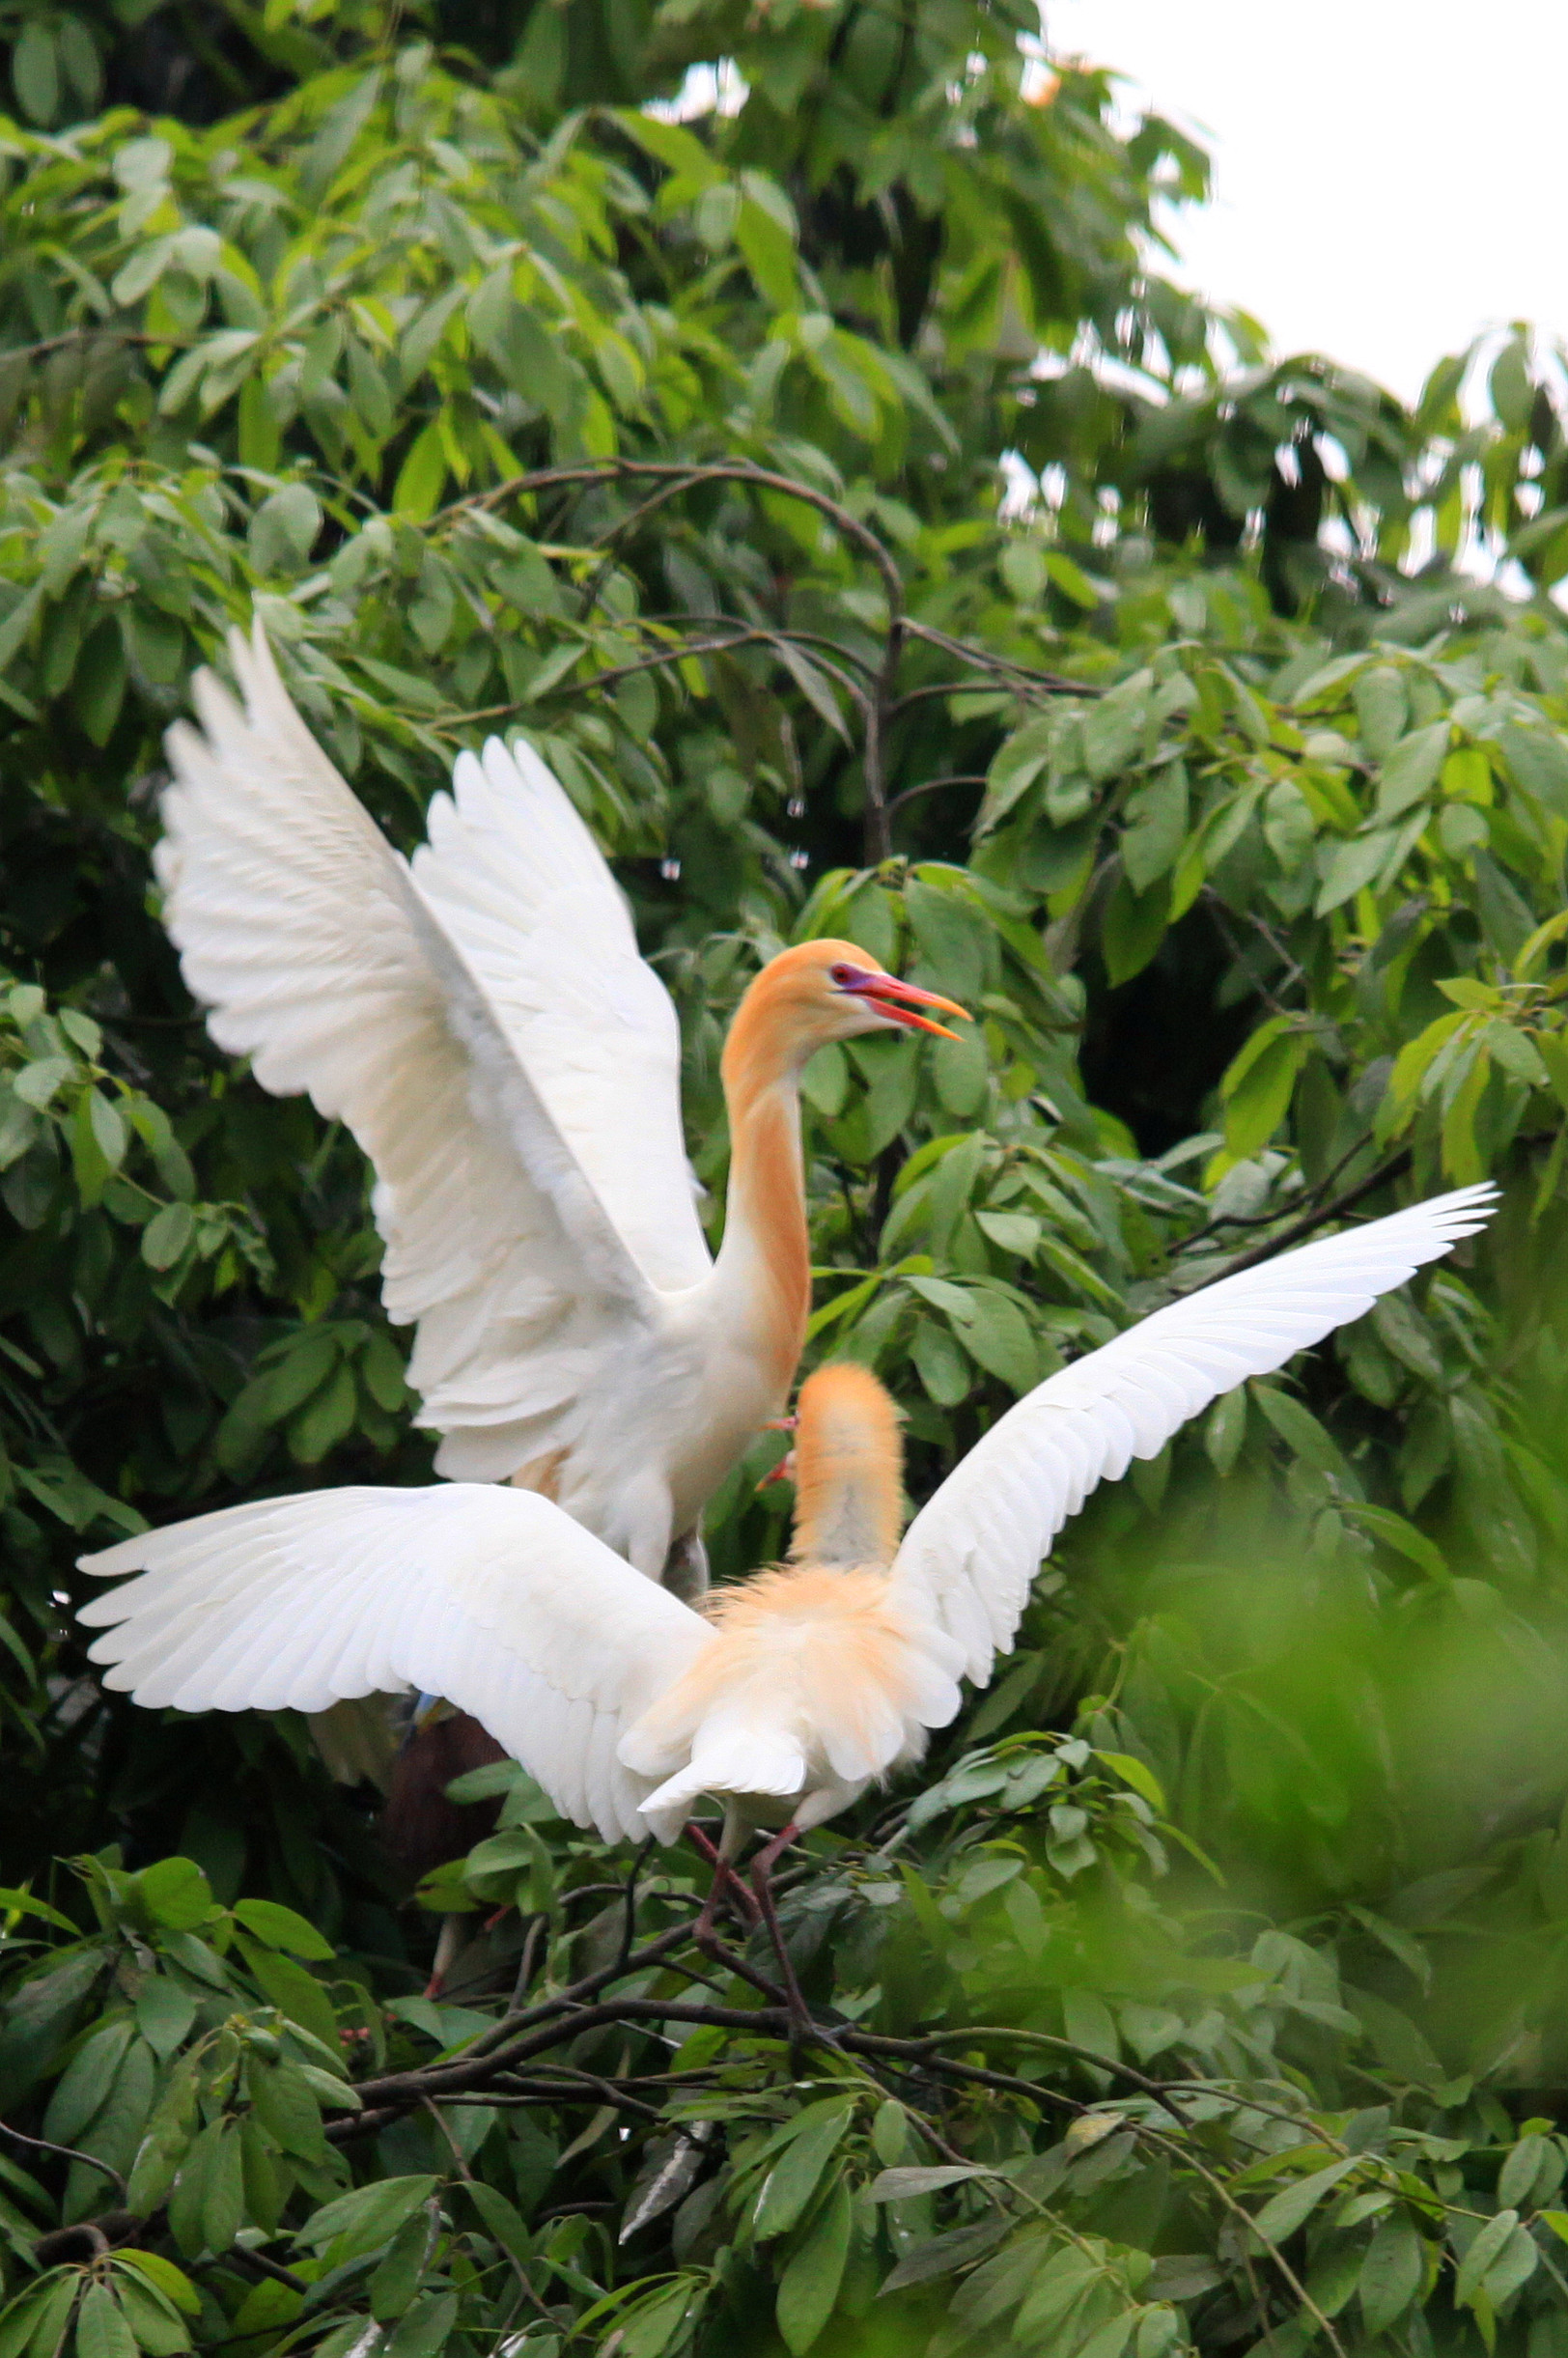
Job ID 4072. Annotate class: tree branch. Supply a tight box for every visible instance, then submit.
[0,2120,126,2200]
[1176,1149,1414,1288]
[439,462,906,622]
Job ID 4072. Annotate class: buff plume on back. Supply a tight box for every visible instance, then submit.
[622,1364,956,1839]
[788,1360,906,1568]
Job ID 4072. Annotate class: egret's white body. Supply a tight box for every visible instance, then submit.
[158,624,961,1584]
[80,1185,1497,1843]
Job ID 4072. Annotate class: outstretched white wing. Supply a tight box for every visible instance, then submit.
[158,623,709,1485]
[889,1185,1498,1682]
[78,1487,714,1842]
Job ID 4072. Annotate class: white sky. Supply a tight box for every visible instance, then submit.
[1045,0,1568,405]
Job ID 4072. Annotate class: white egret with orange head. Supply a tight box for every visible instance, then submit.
[79,1184,1496,2015]
[157,623,966,1596]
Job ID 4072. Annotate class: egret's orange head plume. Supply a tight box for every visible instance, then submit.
[789,1361,906,1569]
[721,940,966,1097]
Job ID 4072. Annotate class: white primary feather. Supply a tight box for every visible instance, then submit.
[158,624,711,1530]
[77,1487,714,1843]
[889,1184,1498,1681]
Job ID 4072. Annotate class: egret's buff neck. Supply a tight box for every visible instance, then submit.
[715,941,895,1387]
[788,1361,905,1569]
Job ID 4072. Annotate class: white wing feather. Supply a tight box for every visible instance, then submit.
[413,739,709,1296]
[77,1487,714,1842]
[158,623,708,1486]
[889,1184,1498,1681]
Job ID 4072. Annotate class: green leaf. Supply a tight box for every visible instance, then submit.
[959,1290,1038,1391]
[869,2166,995,2200]
[383,2291,457,2358]
[1357,2211,1423,2332]
[1122,764,1189,893]
[286,1361,357,1463]
[134,1979,198,2061]
[232,1898,335,1961]
[0,2278,73,2358]
[1316,828,1399,914]
[238,1941,339,2050]
[754,2103,854,2239]
[0,1885,76,1932]
[245,2060,326,2162]
[465,2179,532,2266]
[12,21,59,123]
[1498,2133,1553,2209]
[1095,1752,1166,1812]
[1344,1504,1446,1582]
[44,2018,134,2145]
[1454,2208,1519,2309]
[776,2176,853,2353]
[1220,1020,1310,1160]
[1045,549,1100,607]
[249,484,322,574]
[75,2285,136,2358]
[298,2175,438,2258]
[167,2119,219,2259]
[370,2206,434,2321]
[109,2272,189,2357]
[112,2260,196,2322]
[135,1858,213,1931]
[1252,2157,1359,2244]
[391,422,448,522]
[1204,1386,1247,1475]
[1251,1387,1348,1484]
[1101,872,1168,985]
[14,1058,71,1109]
[200,2120,245,2256]
[1375,722,1449,820]
[141,1202,195,1271]
[1479,2219,1538,2308]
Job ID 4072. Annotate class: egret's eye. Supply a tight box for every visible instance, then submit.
[828,963,859,989]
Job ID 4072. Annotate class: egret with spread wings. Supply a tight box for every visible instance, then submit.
[158,623,964,1590]
[81,1187,1496,1920]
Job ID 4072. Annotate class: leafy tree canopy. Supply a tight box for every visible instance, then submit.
[7,2,1568,2353]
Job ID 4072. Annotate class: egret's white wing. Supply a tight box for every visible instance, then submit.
[78,1487,714,1842]
[158,623,694,1484]
[413,739,710,1296]
[889,1184,1498,1681]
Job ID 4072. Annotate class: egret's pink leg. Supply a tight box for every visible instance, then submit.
[423,1914,466,1999]
[748,1823,814,2042]
[686,1823,760,1936]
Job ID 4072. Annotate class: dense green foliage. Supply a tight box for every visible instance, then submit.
[11,1,1568,2352]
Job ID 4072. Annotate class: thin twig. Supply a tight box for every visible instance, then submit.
[3,328,182,363]
[0,2121,126,2200]
[432,628,869,731]
[437,461,907,620]
[884,773,990,825]
[1172,1132,1375,1252]
[899,619,1094,696]
[221,2245,307,2293]
[891,2025,1195,2129]
[1138,2125,1351,2358]
[1177,1150,1414,1287]
[617,1840,655,1973]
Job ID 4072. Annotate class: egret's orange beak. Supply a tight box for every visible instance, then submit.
[837,969,968,1040]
